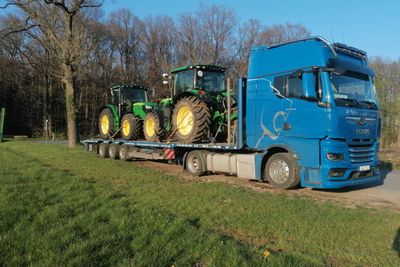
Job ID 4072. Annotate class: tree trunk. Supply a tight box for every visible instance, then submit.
[62,63,79,147]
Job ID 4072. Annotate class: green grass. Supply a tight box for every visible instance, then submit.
[0,141,399,266]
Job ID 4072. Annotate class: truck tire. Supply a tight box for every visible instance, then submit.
[99,108,115,139]
[185,150,207,176]
[172,96,211,143]
[119,144,130,161]
[109,144,119,159]
[264,153,300,189]
[143,111,165,142]
[99,143,109,158]
[120,113,143,140]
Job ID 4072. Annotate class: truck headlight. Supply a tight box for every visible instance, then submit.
[327,153,344,161]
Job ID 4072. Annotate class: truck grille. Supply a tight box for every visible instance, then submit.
[348,145,375,164]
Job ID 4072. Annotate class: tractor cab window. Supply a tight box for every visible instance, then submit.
[123,88,147,102]
[174,69,195,95]
[195,70,225,92]
[111,89,120,104]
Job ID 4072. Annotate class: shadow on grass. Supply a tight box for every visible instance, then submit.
[394,228,400,257]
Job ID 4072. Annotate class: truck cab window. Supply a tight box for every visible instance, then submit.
[273,76,285,96]
[287,76,303,98]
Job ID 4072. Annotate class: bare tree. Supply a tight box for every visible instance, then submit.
[1,0,102,147]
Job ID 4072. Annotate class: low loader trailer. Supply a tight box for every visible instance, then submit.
[83,37,382,190]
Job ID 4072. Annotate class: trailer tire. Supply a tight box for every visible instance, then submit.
[99,108,115,139]
[121,113,143,140]
[119,144,130,161]
[109,144,119,159]
[264,152,299,189]
[99,143,109,158]
[185,150,207,176]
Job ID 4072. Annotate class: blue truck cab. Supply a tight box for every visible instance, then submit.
[246,36,381,189]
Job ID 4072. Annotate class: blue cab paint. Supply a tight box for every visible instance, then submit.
[244,36,381,189]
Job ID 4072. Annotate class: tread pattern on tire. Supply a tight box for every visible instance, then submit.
[99,108,115,139]
[143,111,166,142]
[172,96,211,143]
[121,113,143,140]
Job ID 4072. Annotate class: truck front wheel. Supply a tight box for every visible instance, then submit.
[264,153,300,189]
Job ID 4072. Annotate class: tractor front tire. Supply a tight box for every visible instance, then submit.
[121,113,143,140]
[99,108,115,139]
[143,111,166,142]
[172,96,211,143]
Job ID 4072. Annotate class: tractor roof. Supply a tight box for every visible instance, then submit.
[171,64,225,74]
[110,84,148,90]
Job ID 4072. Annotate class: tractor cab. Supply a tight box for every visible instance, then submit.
[172,65,225,99]
[110,84,148,115]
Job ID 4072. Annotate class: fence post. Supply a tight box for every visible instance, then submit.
[0,108,5,142]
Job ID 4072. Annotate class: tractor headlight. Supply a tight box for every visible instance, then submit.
[145,105,153,109]
[326,153,344,161]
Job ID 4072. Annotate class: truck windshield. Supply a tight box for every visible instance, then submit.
[330,72,378,110]
[195,71,225,92]
[124,88,147,102]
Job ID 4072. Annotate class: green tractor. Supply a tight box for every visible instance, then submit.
[143,64,236,143]
[99,84,157,140]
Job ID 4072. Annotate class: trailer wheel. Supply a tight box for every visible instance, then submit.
[99,143,109,158]
[121,113,143,140]
[185,150,207,176]
[119,144,130,161]
[264,153,299,189]
[109,144,119,160]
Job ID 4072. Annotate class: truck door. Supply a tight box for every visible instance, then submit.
[282,72,327,139]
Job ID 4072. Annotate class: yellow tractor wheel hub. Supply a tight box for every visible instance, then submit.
[145,117,156,137]
[101,115,109,134]
[176,106,194,136]
[122,119,131,137]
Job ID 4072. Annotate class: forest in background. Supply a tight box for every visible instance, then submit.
[0,1,399,150]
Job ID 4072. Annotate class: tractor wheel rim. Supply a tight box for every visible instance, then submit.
[269,160,290,184]
[176,106,194,136]
[101,115,109,134]
[122,119,130,137]
[145,117,156,137]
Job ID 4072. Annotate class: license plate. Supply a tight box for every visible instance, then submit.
[359,165,370,171]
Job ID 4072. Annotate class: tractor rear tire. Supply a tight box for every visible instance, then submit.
[172,96,211,143]
[99,108,115,139]
[120,113,143,140]
[143,111,166,142]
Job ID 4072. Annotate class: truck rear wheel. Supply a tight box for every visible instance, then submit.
[121,113,143,140]
[99,108,115,139]
[99,143,109,158]
[109,144,119,159]
[185,150,207,176]
[172,96,211,143]
[143,111,165,142]
[264,153,300,189]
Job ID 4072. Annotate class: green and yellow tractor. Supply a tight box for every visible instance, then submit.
[143,64,237,143]
[99,84,157,140]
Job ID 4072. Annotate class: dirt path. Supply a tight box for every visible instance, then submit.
[137,160,400,212]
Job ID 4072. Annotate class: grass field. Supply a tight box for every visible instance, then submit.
[0,141,399,266]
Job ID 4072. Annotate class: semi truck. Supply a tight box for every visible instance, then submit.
[83,36,381,190]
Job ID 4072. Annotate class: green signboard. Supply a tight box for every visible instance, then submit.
[0,108,5,142]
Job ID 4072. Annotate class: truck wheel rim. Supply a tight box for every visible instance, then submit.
[269,160,290,184]
[122,119,130,137]
[145,117,156,137]
[101,115,109,134]
[176,106,193,136]
[187,155,199,173]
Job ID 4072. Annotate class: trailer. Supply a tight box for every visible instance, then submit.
[83,37,382,190]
